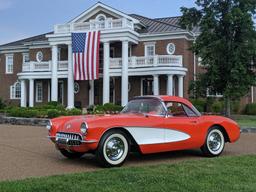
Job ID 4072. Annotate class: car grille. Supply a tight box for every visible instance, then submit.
[56,132,83,146]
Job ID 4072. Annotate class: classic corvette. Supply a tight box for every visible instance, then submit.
[47,96,240,167]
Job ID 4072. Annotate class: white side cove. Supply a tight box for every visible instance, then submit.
[124,127,191,145]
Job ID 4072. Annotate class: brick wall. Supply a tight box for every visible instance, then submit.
[0,52,22,105]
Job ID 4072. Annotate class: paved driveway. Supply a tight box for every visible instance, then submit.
[0,124,255,181]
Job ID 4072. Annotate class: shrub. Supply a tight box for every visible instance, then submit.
[47,109,61,118]
[66,108,82,116]
[190,98,206,112]
[211,101,223,114]
[8,107,39,118]
[244,103,256,115]
[103,103,123,113]
[0,98,6,109]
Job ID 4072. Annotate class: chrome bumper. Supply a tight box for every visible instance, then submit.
[48,134,97,146]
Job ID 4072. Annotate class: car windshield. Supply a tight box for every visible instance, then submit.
[121,98,166,116]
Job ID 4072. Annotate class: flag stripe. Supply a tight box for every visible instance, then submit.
[91,31,95,80]
[72,31,100,81]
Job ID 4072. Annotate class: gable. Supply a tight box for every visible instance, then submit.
[83,10,118,23]
[69,2,140,24]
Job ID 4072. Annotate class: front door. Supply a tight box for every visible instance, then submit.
[141,78,153,95]
[58,81,64,105]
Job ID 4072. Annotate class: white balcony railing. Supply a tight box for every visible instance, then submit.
[21,55,182,73]
[22,61,68,72]
[110,55,183,69]
[54,18,134,34]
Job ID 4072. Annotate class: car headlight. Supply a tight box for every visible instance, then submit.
[46,120,52,131]
[80,122,88,135]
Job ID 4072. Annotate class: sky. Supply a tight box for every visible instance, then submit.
[0,0,195,45]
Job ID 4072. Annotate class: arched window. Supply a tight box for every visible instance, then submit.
[96,14,106,22]
[10,81,21,99]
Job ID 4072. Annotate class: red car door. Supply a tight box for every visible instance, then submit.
[161,102,202,152]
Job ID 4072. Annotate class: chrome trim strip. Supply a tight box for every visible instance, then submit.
[47,136,98,143]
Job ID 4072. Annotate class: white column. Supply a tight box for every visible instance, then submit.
[67,44,74,109]
[51,45,58,102]
[122,40,129,106]
[29,79,34,107]
[103,42,110,104]
[167,75,173,96]
[20,80,27,107]
[178,75,184,97]
[153,75,159,95]
[89,80,94,106]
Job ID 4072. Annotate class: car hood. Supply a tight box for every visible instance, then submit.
[53,113,145,133]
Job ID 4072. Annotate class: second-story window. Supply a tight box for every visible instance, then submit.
[145,43,155,57]
[23,53,30,63]
[5,54,14,74]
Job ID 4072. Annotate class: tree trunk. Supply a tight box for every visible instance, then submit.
[224,97,231,117]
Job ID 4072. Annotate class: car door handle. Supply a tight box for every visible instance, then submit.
[190,121,197,124]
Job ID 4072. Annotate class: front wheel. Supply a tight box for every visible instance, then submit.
[201,127,225,157]
[59,149,85,159]
[96,130,130,167]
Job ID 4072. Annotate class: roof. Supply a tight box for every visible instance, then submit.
[0,32,52,48]
[129,14,186,34]
[134,95,193,108]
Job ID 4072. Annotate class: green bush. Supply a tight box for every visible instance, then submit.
[103,103,123,112]
[66,108,82,116]
[244,103,256,115]
[8,107,39,118]
[211,101,223,114]
[47,109,61,118]
[190,99,206,112]
[0,98,6,109]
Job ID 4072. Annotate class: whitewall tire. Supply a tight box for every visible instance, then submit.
[201,127,225,157]
[96,130,130,167]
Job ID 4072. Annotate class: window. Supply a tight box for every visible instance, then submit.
[165,102,199,117]
[6,54,13,74]
[23,53,30,63]
[206,88,223,98]
[122,98,166,116]
[36,51,43,62]
[36,82,43,102]
[96,14,106,22]
[144,43,155,57]
[166,43,176,55]
[10,82,21,99]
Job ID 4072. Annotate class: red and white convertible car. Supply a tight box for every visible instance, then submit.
[47,96,240,167]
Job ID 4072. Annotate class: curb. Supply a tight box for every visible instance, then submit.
[0,115,49,126]
[240,128,256,133]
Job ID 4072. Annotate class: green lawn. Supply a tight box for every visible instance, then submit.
[232,115,256,127]
[0,155,256,192]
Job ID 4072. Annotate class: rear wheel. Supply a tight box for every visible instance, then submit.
[201,126,225,157]
[96,130,130,167]
[59,149,85,159]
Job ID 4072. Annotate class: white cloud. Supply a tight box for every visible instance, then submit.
[0,0,13,11]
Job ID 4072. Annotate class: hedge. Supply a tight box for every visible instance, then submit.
[244,103,256,115]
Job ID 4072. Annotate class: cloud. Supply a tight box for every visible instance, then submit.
[0,0,13,11]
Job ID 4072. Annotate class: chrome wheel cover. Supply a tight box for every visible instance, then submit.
[105,137,125,161]
[103,133,128,165]
[207,129,224,155]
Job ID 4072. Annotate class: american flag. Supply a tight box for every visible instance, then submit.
[72,31,100,80]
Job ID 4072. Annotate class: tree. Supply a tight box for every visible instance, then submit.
[180,0,256,116]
